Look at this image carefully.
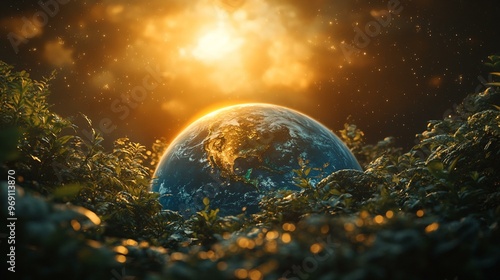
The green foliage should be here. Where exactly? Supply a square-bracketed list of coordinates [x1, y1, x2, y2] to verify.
[1, 61, 75, 191]
[0, 126, 21, 162]
[339, 123, 402, 168]
[485, 54, 500, 71]
[292, 157, 329, 189]
[0, 183, 120, 279]
[1, 60, 500, 279]
[184, 197, 245, 247]
[0, 61, 171, 242]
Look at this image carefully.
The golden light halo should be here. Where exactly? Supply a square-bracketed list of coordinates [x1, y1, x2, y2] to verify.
[191, 20, 244, 62]
[149, 0, 316, 93]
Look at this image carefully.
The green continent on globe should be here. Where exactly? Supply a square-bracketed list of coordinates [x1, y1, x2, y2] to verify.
[152, 103, 362, 216]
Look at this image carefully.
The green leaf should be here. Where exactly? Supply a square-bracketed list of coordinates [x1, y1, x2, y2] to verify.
[0, 127, 21, 162]
[201, 211, 209, 221]
[489, 55, 500, 61]
[330, 189, 342, 196]
[53, 184, 83, 200]
[57, 135, 74, 145]
[447, 156, 460, 173]
[293, 169, 302, 176]
[304, 167, 311, 176]
[427, 160, 444, 172]
[203, 197, 210, 206]
[486, 82, 500, 87]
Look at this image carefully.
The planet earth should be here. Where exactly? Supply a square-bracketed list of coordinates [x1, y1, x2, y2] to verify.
[151, 103, 362, 216]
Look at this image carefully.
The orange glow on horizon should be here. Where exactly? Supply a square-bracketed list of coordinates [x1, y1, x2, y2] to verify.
[182, 100, 254, 128]
[161, 101, 329, 152]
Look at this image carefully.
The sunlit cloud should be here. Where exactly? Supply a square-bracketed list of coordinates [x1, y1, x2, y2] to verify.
[2, 16, 44, 39]
[262, 38, 312, 89]
[370, 9, 390, 18]
[216, 0, 246, 12]
[106, 4, 125, 21]
[91, 71, 115, 90]
[43, 39, 74, 67]
[161, 99, 188, 116]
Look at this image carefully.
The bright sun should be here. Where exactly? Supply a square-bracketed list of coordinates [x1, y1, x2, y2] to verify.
[191, 22, 244, 62]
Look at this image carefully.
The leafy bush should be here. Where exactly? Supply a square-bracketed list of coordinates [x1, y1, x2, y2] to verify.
[1, 59, 500, 279]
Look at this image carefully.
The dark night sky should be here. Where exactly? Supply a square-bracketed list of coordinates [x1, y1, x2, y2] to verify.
[1, 0, 499, 149]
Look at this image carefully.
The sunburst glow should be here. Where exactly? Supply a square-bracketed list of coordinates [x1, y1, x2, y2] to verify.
[136, 0, 323, 95]
[191, 21, 243, 62]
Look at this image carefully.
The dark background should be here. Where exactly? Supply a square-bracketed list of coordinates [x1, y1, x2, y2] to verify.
[1, 0, 499, 149]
